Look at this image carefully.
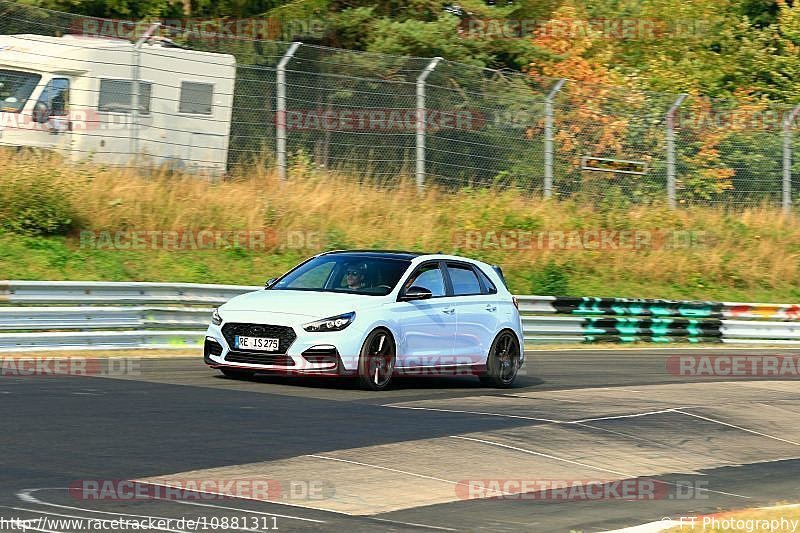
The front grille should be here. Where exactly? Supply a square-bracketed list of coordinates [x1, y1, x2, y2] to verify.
[221, 323, 297, 354]
[225, 352, 296, 366]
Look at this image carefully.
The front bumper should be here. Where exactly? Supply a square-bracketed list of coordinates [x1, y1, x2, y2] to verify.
[203, 322, 363, 376]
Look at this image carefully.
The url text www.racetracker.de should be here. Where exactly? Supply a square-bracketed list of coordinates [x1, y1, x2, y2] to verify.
[0, 515, 279, 531]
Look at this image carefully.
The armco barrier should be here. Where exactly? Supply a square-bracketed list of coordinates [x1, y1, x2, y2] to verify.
[519, 296, 800, 344]
[0, 281, 799, 351]
[0, 280, 260, 305]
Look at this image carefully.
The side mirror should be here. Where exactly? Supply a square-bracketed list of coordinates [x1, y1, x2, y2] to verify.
[32, 102, 51, 124]
[264, 277, 278, 289]
[400, 285, 433, 301]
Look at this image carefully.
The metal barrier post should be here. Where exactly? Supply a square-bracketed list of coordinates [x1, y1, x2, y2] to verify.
[666, 94, 688, 208]
[130, 23, 161, 166]
[544, 79, 566, 199]
[415, 57, 442, 191]
[276, 42, 302, 182]
[783, 105, 800, 214]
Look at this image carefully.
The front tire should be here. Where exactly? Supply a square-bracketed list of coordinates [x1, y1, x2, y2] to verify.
[480, 330, 521, 388]
[357, 328, 396, 391]
[220, 367, 256, 380]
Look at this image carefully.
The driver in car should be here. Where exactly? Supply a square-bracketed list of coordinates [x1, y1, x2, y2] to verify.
[344, 264, 368, 290]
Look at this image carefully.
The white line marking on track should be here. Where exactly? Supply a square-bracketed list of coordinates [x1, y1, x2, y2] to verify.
[382, 405, 562, 423]
[163, 498, 326, 523]
[9, 506, 192, 533]
[14, 488, 276, 530]
[674, 409, 800, 447]
[501, 394, 582, 403]
[0, 514, 65, 533]
[10, 524, 66, 533]
[131, 480, 338, 518]
[386, 404, 691, 426]
[451, 435, 631, 476]
[570, 408, 687, 424]
[307, 454, 515, 496]
[368, 516, 458, 531]
[450, 435, 751, 499]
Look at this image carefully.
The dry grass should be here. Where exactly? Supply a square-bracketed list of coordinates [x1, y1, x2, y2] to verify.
[2, 149, 800, 300]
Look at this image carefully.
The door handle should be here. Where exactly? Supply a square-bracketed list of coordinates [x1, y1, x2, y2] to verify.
[442, 307, 455, 314]
[485, 304, 497, 312]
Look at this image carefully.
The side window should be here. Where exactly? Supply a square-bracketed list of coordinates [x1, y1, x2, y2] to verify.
[405, 263, 445, 297]
[0, 70, 42, 113]
[179, 81, 213, 115]
[36, 78, 69, 116]
[98, 79, 152, 114]
[477, 267, 498, 294]
[447, 263, 482, 296]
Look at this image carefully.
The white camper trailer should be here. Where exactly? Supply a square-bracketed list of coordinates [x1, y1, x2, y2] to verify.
[0, 34, 236, 175]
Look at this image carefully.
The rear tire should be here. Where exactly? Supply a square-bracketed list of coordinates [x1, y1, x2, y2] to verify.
[357, 328, 396, 391]
[479, 330, 521, 388]
[220, 368, 256, 380]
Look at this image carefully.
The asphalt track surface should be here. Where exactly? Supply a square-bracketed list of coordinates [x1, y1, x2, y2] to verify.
[2, 348, 800, 532]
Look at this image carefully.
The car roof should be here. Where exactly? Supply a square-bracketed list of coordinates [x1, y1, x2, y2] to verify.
[321, 250, 489, 266]
[317, 250, 506, 286]
[321, 249, 428, 260]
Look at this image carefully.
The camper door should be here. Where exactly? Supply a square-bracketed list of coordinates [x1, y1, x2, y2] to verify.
[92, 77, 154, 166]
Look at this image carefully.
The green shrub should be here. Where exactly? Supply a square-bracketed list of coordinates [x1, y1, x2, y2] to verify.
[0, 167, 75, 236]
[530, 260, 571, 296]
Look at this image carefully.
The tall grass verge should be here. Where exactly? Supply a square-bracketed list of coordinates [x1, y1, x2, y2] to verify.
[1, 149, 799, 302]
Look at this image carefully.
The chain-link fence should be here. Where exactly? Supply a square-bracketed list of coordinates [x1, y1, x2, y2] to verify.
[1, 0, 799, 210]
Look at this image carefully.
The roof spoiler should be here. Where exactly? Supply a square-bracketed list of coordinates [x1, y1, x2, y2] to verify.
[491, 265, 509, 288]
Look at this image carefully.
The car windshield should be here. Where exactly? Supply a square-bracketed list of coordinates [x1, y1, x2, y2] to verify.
[0, 69, 41, 113]
[270, 254, 412, 296]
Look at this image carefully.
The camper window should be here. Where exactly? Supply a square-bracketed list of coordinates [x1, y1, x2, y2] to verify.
[178, 81, 213, 115]
[0, 69, 41, 113]
[36, 78, 70, 116]
[98, 79, 152, 114]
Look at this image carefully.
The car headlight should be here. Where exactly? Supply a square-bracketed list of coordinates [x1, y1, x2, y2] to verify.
[303, 312, 355, 332]
[211, 308, 222, 326]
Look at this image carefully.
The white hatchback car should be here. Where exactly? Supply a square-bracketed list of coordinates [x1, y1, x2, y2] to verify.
[204, 250, 524, 390]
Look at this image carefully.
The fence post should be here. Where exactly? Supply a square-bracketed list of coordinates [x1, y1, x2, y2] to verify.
[276, 42, 302, 182]
[416, 57, 442, 191]
[666, 94, 688, 208]
[544, 78, 566, 199]
[783, 105, 800, 214]
[130, 22, 160, 166]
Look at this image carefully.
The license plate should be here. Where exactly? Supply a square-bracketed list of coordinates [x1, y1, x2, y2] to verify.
[235, 336, 280, 351]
